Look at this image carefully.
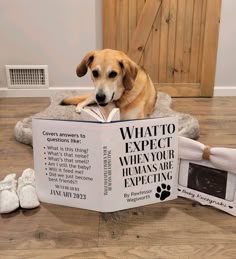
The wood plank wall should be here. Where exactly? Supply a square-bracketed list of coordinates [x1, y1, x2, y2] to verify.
[103, 0, 221, 97]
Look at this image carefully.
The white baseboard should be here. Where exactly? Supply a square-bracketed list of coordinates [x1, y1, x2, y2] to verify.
[1, 86, 236, 97]
[214, 86, 236, 96]
[0, 87, 94, 97]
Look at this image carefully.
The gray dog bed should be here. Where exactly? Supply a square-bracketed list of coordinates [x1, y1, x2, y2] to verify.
[14, 91, 200, 146]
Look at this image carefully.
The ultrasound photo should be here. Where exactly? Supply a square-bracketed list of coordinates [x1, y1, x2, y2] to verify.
[187, 163, 228, 199]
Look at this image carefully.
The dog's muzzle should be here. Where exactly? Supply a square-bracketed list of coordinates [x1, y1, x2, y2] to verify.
[96, 92, 107, 106]
[96, 91, 115, 106]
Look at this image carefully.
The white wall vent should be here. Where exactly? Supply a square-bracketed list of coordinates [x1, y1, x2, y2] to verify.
[5, 65, 49, 89]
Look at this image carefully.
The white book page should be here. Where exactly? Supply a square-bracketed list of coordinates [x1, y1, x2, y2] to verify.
[101, 117, 179, 212]
[81, 106, 120, 122]
[32, 119, 103, 211]
[80, 107, 105, 122]
[107, 108, 120, 122]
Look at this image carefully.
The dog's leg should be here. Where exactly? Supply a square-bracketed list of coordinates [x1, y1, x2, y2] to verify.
[75, 94, 96, 113]
[62, 94, 92, 105]
[62, 93, 96, 113]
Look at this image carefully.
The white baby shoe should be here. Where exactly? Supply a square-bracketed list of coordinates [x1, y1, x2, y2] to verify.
[0, 174, 19, 214]
[17, 168, 40, 209]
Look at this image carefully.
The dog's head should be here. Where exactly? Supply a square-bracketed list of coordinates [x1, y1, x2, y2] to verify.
[76, 49, 138, 106]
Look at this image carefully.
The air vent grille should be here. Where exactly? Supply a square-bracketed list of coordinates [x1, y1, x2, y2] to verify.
[5, 65, 49, 89]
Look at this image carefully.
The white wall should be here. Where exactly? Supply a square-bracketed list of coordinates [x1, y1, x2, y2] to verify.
[0, 0, 235, 96]
[0, 0, 102, 95]
[214, 0, 236, 96]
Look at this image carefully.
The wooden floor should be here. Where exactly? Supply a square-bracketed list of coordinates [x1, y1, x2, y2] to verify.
[1, 97, 236, 259]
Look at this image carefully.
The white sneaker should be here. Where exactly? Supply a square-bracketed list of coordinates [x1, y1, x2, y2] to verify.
[17, 168, 40, 209]
[0, 174, 19, 213]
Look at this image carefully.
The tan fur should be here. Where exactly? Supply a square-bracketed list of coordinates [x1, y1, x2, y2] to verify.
[62, 94, 91, 105]
[62, 49, 157, 120]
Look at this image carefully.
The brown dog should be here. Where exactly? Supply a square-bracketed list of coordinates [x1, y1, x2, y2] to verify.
[62, 49, 157, 120]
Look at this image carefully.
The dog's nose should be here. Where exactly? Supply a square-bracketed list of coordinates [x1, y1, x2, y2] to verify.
[96, 92, 106, 103]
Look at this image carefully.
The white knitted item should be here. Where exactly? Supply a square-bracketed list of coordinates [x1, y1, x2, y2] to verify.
[17, 168, 40, 209]
[0, 174, 19, 214]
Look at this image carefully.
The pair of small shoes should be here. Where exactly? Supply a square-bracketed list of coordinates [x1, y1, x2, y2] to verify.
[0, 168, 40, 214]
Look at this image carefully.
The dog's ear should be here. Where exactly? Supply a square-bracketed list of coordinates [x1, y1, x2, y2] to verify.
[119, 59, 138, 90]
[76, 51, 95, 77]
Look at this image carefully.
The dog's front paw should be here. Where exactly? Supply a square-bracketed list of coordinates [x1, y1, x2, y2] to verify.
[75, 105, 83, 114]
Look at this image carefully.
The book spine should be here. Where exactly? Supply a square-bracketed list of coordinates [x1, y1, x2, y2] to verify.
[100, 125, 116, 212]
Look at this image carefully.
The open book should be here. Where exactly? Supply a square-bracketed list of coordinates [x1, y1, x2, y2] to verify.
[32, 116, 179, 212]
[80, 106, 120, 122]
[32, 120, 236, 215]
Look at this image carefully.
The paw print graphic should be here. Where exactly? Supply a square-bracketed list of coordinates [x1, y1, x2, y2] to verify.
[155, 183, 171, 201]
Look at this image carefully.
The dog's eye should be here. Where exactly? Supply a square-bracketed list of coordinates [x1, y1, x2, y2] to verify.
[92, 70, 99, 78]
[108, 71, 117, 78]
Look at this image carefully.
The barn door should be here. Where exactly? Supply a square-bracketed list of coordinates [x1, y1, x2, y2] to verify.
[103, 0, 221, 97]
